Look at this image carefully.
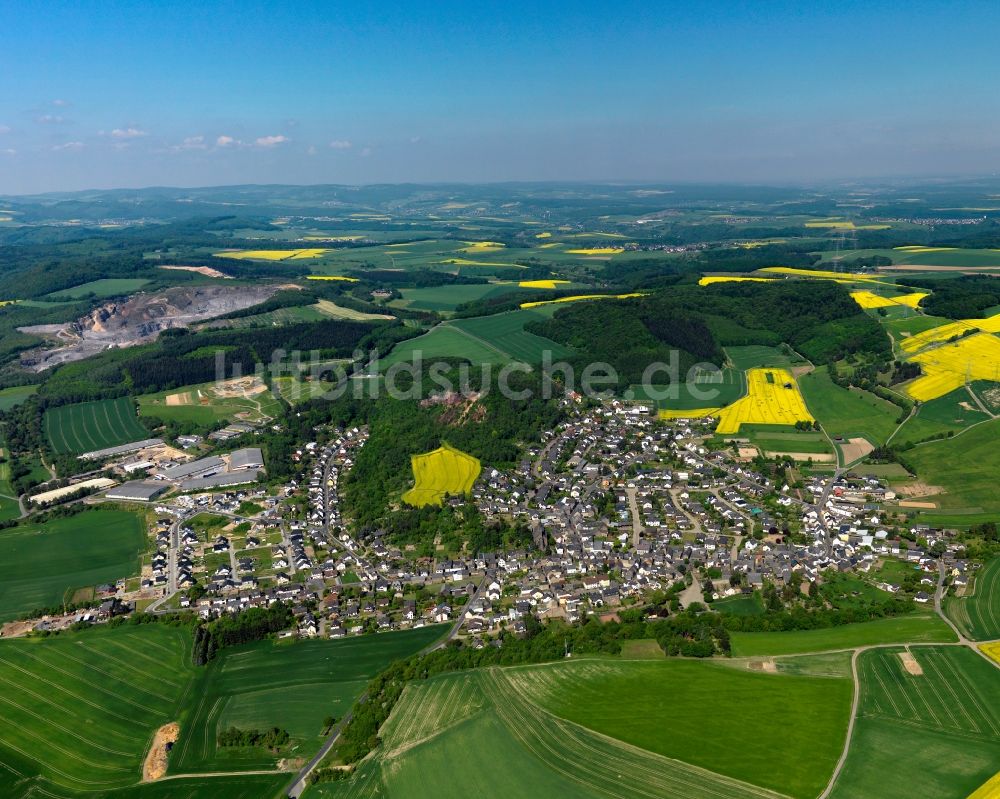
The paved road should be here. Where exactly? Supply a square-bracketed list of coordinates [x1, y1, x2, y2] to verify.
[624, 486, 643, 547]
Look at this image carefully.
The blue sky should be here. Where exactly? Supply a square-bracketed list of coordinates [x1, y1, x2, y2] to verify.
[2, 0, 1000, 193]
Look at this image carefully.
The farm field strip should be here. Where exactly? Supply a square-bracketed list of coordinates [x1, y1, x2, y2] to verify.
[44, 397, 149, 455]
[859, 648, 1000, 739]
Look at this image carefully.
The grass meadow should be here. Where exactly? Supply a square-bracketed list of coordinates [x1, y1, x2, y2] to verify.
[44, 396, 150, 455]
[0, 509, 146, 621]
[730, 614, 957, 656]
[46, 278, 150, 300]
[799, 366, 901, 446]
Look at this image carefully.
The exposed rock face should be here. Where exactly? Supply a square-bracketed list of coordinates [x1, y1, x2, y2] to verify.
[18, 285, 281, 371]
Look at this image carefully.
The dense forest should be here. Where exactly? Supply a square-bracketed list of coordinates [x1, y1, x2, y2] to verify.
[526, 280, 889, 389]
[907, 275, 1000, 319]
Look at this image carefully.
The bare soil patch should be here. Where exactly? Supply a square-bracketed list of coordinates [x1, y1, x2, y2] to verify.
[840, 437, 874, 464]
[748, 659, 778, 673]
[143, 722, 179, 781]
[899, 500, 938, 509]
[898, 651, 923, 676]
[895, 480, 944, 498]
[212, 376, 267, 398]
[160, 265, 231, 279]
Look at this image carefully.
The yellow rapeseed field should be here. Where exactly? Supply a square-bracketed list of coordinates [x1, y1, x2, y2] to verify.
[905, 333, 1000, 401]
[899, 315, 1000, 354]
[979, 642, 1000, 665]
[305, 275, 360, 282]
[461, 241, 506, 252]
[968, 771, 1000, 799]
[698, 276, 778, 286]
[715, 368, 814, 434]
[894, 245, 959, 253]
[760, 266, 882, 281]
[519, 279, 570, 289]
[402, 444, 481, 507]
[520, 292, 646, 309]
[535, 232, 552, 239]
[565, 247, 624, 255]
[214, 248, 329, 261]
[657, 368, 813, 433]
[538, 242, 560, 249]
[849, 290, 929, 309]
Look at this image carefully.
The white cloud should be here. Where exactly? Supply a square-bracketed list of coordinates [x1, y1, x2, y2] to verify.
[175, 135, 207, 151]
[360, 147, 372, 157]
[1, 148, 15, 155]
[307, 145, 317, 156]
[216, 135, 238, 147]
[36, 114, 66, 124]
[111, 127, 147, 139]
[51, 99, 70, 107]
[52, 141, 84, 151]
[255, 135, 288, 148]
[0, 125, 10, 134]
[329, 139, 352, 150]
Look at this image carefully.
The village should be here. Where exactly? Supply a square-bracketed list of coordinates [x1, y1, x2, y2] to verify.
[15, 393, 975, 644]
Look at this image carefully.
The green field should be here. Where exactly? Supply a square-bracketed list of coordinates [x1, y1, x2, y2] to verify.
[904, 418, 1000, 516]
[945, 557, 1000, 640]
[829, 646, 1000, 799]
[730, 614, 957, 656]
[392, 282, 522, 312]
[381, 308, 570, 369]
[447, 308, 573, 363]
[138, 381, 284, 426]
[0, 509, 145, 621]
[44, 396, 150, 455]
[318, 657, 849, 799]
[379, 325, 509, 368]
[210, 300, 392, 329]
[0, 625, 196, 796]
[0, 385, 37, 412]
[725, 345, 803, 372]
[894, 387, 988, 448]
[172, 626, 444, 774]
[47, 278, 150, 299]
[713, 594, 765, 615]
[799, 366, 901, 447]
[629, 366, 745, 410]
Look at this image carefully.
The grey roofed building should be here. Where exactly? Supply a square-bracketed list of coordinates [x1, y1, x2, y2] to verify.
[180, 470, 260, 492]
[157, 456, 225, 481]
[78, 438, 163, 460]
[105, 481, 168, 502]
[230, 447, 264, 471]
